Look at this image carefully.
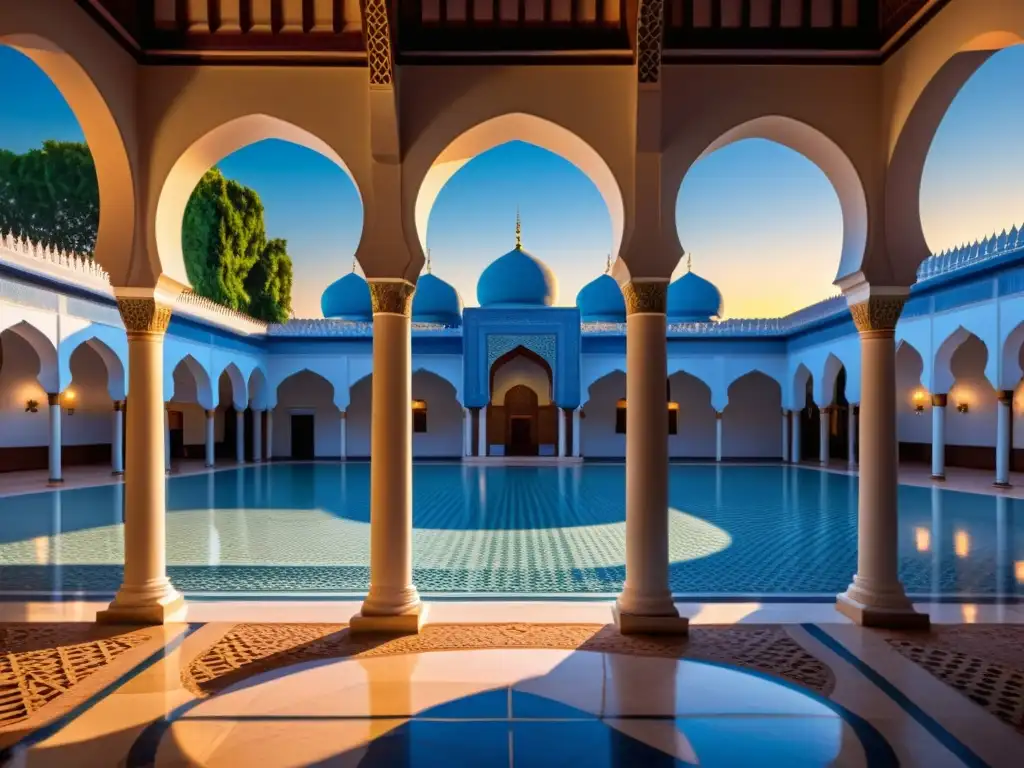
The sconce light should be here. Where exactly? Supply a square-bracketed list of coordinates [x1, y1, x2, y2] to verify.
[24, 399, 39, 413]
[62, 389, 76, 416]
[954, 530, 970, 558]
[914, 527, 930, 553]
[912, 389, 926, 414]
[1015, 560, 1024, 585]
[957, 401, 969, 414]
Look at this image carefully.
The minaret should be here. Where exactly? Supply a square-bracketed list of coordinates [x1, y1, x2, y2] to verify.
[352, 257, 357, 274]
[687, 253, 692, 273]
[605, 254, 612, 274]
[426, 248, 432, 274]
[515, 208, 522, 251]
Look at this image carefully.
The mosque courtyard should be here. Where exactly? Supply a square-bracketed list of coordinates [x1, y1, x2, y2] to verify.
[3, 0, 1024, 765]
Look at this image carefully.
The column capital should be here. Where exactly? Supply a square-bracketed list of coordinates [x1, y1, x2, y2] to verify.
[849, 296, 906, 336]
[113, 400, 126, 412]
[368, 279, 415, 316]
[931, 393, 947, 407]
[819, 406, 832, 415]
[47, 392, 60, 406]
[116, 297, 173, 336]
[852, 405, 860, 416]
[998, 390, 1014, 404]
[623, 280, 668, 315]
[205, 409, 216, 418]
[715, 411, 723, 420]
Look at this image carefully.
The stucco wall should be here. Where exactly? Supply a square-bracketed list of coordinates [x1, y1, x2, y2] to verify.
[273, 370, 343, 458]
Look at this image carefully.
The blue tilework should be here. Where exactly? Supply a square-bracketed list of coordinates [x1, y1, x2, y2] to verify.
[0, 463, 1020, 597]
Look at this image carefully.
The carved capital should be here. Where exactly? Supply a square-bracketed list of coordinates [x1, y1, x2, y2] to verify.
[849, 296, 905, 336]
[205, 409, 216, 418]
[368, 280, 415, 316]
[117, 298, 172, 336]
[931, 394, 947, 408]
[998, 390, 1014, 405]
[623, 281, 667, 315]
[47, 393, 60, 407]
[113, 400, 126, 412]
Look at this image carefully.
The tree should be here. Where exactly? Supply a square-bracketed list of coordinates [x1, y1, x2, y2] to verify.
[0, 140, 98, 254]
[246, 238, 294, 323]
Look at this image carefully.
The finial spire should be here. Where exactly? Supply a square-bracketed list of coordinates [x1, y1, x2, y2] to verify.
[352, 257, 357, 274]
[426, 248, 432, 274]
[515, 207, 522, 250]
[605, 254, 612, 273]
[687, 253, 692, 273]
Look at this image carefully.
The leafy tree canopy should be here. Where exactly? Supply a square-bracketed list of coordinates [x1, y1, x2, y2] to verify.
[0, 143, 293, 321]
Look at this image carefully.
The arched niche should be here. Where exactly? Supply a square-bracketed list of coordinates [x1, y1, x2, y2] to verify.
[489, 346, 553, 406]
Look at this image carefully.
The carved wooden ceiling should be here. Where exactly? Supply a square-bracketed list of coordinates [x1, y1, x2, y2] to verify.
[78, 0, 944, 65]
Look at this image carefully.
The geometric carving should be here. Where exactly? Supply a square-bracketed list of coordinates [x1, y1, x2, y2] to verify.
[623, 280, 668, 315]
[116, 298, 173, 336]
[368, 280, 415, 316]
[487, 334, 557, 371]
[363, 0, 394, 88]
[637, 1, 665, 85]
[848, 296, 905, 335]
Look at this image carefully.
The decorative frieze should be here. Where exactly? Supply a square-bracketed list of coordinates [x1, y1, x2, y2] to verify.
[368, 281, 415, 316]
[623, 281, 668, 315]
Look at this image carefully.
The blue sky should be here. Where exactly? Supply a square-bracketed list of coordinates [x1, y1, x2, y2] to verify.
[2, 44, 1023, 319]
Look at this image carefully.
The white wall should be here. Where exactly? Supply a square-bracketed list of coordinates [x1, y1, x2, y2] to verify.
[946, 336, 998, 447]
[347, 375, 372, 457]
[668, 373, 716, 458]
[580, 371, 626, 458]
[412, 371, 463, 457]
[722, 372, 782, 458]
[274, 371, 342, 458]
[896, 341, 930, 444]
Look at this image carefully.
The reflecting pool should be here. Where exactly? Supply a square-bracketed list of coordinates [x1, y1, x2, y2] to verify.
[0, 463, 1020, 598]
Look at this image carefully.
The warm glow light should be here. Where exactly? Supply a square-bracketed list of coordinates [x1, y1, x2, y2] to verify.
[411, 399, 427, 411]
[914, 527, 930, 553]
[912, 389, 926, 404]
[668, 402, 680, 411]
[954, 530, 970, 558]
[962, 604, 978, 624]
[1015, 561, 1024, 584]
[616, 399, 627, 408]
[63, 389, 76, 402]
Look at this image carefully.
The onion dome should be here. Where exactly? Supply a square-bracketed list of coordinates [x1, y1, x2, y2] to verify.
[476, 212, 558, 307]
[321, 262, 372, 321]
[576, 256, 625, 322]
[667, 255, 724, 322]
[412, 252, 463, 326]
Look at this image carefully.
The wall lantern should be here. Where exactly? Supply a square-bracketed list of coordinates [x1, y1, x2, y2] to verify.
[25, 399, 39, 413]
[914, 527, 930, 553]
[912, 389, 927, 414]
[956, 401, 969, 414]
[62, 389, 76, 416]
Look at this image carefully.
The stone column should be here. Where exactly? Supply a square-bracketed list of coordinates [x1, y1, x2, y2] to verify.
[339, 411, 347, 460]
[111, 400, 125, 476]
[252, 409, 263, 463]
[572, 407, 582, 457]
[478, 405, 488, 457]
[164, 405, 172, 474]
[715, 411, 723, 462]
[235, 410, 245, 464]
[781, 410, 791, 463]
[204, 410, 216, 468]
[352, 280, 424, 633]
[47, 393, 62, 485]
[848, 405, 859, 469]
[558, 407, 567, 457]
[837, 294, 928, 628]
[265, 409, 274, 461]
[995, 390, 1013, 487]
[462, 408, 472, 457]
[614, 280, 687, 634]
[819, 407, 831, 467]
[98, 291, 185, 624]
[931, 394, 946, 480]
[792, 410, 802, 464]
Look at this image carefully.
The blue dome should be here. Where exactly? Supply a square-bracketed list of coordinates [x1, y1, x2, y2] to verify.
[477, 247, 557, 307]
[576, 273, 625, 322]
[667, 271, 724, 322]
[413, 273, 463, 326]
[321, 272, 371, 321]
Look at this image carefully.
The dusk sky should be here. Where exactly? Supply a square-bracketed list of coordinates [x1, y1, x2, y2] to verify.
[2, 45, 1023, 319]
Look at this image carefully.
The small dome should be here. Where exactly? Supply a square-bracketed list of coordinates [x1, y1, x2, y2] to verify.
[477, 213, 558, 307]
[413, 272, 463, 326]
[576, 273, 625, 322]
[667, 270, 724, 322]
[321, 271, 371, 321]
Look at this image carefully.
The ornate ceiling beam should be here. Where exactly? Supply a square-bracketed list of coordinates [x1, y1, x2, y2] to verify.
[635, 0, 665, 86]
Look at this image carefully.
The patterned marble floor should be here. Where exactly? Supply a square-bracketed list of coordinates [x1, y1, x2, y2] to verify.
[1, 618, 1022, 767]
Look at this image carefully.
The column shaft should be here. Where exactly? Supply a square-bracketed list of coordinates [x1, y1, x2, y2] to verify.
[203, 410, 215, 467]
[837, 295, 927, 628]
[558, 408, 567, 457]
[848, 405, 858, 468]
[614, 281, 686, 634]
[164, 406, 172, 473]
[266, 409, 274, 461]
[98, 294, 184, 624]
[478, 405, 488, 457]
[47, 394, 62, 484]
[573, 407, 582, 457]
[353, 281, 423, 633]
[339, 412, 347, 459]
[252, 410, 263, 463]
[819, 407, 830, 466]
[995, 391, 1012, 487]
[715, 412, 723, 462]
[463, 408, 472, 457]
[111, 401, 125, 475]
[781, 410, 791, 463]
[792, 412, 802, 464]
[931, 395, 946, 480]
[235, 410, 245, 463]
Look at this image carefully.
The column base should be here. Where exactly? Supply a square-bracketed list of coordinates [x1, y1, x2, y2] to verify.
[612, 603, 689, 636]
[111, 470, 124, 477]
[47, 478, 63, 487]
[97, 591, 186, 625]
[204, 463, 215, 469]
[930, 474, 945, 481]
[836, 592, 929, 630]
[349, 604, 428, 635]
[994, 482, 1012, 489]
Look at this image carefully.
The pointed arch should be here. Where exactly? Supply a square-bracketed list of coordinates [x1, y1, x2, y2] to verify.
[818, 353, 846, 408]
[59, 325, 128, 400]
[1001, 319, 1024, 390]
[1, 320, 58, 392]
[217, 362, 248, 410]
[248, 367, 269, 410]
[791, 363, 813, 412]
[170, 354, 215, 410]
[934, 326, 987, 394]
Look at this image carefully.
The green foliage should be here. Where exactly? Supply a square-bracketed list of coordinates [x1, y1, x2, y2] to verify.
[246, 238, 294, 323]
[0, 140, 98, 254]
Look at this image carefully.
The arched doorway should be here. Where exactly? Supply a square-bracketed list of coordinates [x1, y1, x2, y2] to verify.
[488, 345, 555, 457]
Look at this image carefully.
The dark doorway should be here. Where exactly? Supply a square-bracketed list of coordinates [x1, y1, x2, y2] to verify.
[168, 410, 185, 459]
[504, 385, 540, 456]
[800, 376, 819, 461]
[291, 414, 315, 459]
[509, 417, 533, 456]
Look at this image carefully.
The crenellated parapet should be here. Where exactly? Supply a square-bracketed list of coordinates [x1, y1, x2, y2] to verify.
[917, 224, 1024, 282]
[0, 232, 110, 292]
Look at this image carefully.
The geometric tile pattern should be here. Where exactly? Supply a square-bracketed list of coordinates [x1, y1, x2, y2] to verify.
[0, 624, 151, 727]
[884, 626, 1024, 734]
[182, 623, 834, 699]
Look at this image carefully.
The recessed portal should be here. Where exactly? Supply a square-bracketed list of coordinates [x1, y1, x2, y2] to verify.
[487, 345, 556, 457]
